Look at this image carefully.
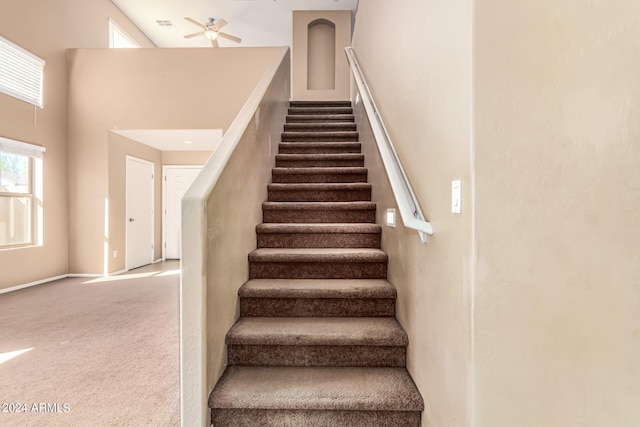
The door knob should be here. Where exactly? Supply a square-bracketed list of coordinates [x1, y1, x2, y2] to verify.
[129, 218, 135, 222]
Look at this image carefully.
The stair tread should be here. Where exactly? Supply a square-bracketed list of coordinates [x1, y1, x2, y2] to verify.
[268, 182, 371, 190]
[272, 167, 366, 175]
[278, 142, 361, 148]
[288, 107, 353, 112]
[257, 223, 381, 234]
[282, 131, 358, 136]
[285, 123, 356, 129]
[275, 153, 364, 159]
[263, 201, 375, 210]
[227, 317, 407, 346]
[249, 248, 387, 262]
[285, 114, 355, 119]
[290, 100, 352, 107]
[239, 279, 396, 299]
[286, 114, 355, 122]
[209, 366, 424, 411]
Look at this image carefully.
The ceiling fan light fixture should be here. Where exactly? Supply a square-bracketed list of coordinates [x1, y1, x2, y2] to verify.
[204, 30, 219, 40]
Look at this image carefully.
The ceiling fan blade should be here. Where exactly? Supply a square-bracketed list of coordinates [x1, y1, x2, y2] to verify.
[212, 19, 228, 31]
[184, 31, 205, 39]
[219, 32, 241, 43]
[185, 17, 206, 29]
[211, 38, 219, 48]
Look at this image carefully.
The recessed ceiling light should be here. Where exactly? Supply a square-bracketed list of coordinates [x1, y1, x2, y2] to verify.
[184, 140, 193, 144]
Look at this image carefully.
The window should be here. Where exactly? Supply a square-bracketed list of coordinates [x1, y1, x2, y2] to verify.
[0, 137, 45, 249]
[0, 36, 45, 107]
[109, 19, 141, 48]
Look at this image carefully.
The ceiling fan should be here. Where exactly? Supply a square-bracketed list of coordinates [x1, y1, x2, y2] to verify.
[183, 17, 242, 47]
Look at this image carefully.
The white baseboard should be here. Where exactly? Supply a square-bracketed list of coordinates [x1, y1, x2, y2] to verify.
[0, 274, 69, 295]
[1, 264, 169, 294]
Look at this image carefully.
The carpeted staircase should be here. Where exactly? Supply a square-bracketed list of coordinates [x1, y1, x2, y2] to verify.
[208, 100, 424, 426]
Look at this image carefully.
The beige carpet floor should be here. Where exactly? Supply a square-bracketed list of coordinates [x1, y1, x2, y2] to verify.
[0, 261, 181, 427]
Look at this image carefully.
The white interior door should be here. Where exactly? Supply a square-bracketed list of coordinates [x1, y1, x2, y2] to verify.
[126, 156, 154, 270]
[163, 167, 201, 260]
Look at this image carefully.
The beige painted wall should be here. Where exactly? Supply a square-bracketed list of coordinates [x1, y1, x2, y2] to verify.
[67, 47, 284, 275]
[356, 1, 640, 426]
[474, 1, 640, 425]
[352, 2, 473, 426]
[205, 51, 291, 392]
[162, 151, 211, 165]
[0, 0, 154, 289]
[292, 10, 351, 100]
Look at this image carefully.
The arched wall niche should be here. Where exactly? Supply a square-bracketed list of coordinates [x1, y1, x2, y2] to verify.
[307, 19, 336, 90]
[292, 10, 352, 101]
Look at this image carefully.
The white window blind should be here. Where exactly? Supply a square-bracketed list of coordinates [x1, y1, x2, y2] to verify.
[0, 36, 45, 108]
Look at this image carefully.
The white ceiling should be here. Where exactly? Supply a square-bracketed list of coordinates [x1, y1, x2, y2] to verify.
[110, 0, 358, 152]
[112, 129, 223, 152]
[112, 0, 359, 48]
[109, 1, 358, 152]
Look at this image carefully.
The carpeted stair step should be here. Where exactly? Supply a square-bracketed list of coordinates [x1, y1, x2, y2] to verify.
[248, 248, 387, 279]
[226, 317, 407, 367]
[208, 99, 425, 425]
[288, 106, 354, 116]
[281, 131, 359, 142]
[239, 279, 396, 317]
[262, 201, 377, 224]
[256, 223, 381, 248]
[209, 366, 424, 426]
[272, 167, 368, 183]
[284, 123, 357, 132]
[278, 142, 362, 155]
[286, 114, 355, 123]
[290, 100, 352, 108]
[275, 153, 364, 168]
[267, 183, 372, 202]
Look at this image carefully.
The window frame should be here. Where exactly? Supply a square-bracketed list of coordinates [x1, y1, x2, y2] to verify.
[108, 18, 141, 49]
[0, 137, 45, 250]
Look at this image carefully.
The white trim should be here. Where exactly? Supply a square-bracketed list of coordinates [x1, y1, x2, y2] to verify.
[153, 258, 163, 264]
[0, 265, 165, 294]
[125, 155, 155, 271]
[0, 137, 46, 159]
[0, 137, 45, 249]
[162, 166, 203, 261]
[108, 18, 141, 48]
[0, 274, 67, 295]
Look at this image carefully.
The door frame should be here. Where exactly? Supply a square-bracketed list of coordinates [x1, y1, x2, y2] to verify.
[162, 165, 202, 260]
[125, 155, 155, 271]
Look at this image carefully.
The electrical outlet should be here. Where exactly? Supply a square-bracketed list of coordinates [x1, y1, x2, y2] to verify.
[113, 250, 118, 258]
